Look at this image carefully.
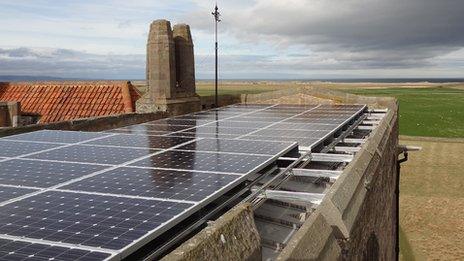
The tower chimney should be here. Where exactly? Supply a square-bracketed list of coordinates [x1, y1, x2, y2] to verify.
[146, 19, 176, 99]
[173, 24, 196, 98]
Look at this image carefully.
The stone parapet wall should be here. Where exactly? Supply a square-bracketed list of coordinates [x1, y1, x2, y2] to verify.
[162, 204, 261, 261]
[0, 111, 167, 137]
[200, 95, 241, 110]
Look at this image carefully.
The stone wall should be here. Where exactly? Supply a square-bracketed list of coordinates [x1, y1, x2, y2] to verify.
[0, 101, 20, 127]
[0, 112, 167, 137]
[162, 204, 261, 261]
[200, 94, 241, 109]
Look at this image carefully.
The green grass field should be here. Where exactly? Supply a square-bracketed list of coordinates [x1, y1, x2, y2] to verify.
[347, 87, 464, 138]
[197, 84, 464, 138]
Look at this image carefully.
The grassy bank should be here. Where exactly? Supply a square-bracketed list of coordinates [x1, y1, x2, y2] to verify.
[347, 87, 464, 138]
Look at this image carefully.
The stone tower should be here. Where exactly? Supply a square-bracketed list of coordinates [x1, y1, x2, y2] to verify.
[146, 20, 177, 99]
[173, 24, 196, 98]
[137, 19, 201, 114]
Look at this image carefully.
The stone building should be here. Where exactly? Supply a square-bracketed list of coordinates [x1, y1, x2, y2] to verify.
[0, 19, 399, 261]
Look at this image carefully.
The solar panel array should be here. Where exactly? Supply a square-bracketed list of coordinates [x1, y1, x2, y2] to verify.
[0, 103, 365, 260]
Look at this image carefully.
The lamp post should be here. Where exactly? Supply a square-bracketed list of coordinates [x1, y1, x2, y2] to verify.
[212, 2, 221, 108]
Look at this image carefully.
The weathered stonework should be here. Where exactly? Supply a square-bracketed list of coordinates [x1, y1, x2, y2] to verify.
[146, 19, 177, 99]
[0, 111, 167, 138]
[162, 204, 261, 261]
[173, 24, 196, 98]
[0, 101, 20, 127]
[138, 20, 201, 114]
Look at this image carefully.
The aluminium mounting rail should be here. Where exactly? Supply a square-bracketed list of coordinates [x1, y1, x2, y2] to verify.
[243, 110, 370, 209]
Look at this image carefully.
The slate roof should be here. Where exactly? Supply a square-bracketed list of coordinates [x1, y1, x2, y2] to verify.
[0, 81, 140, 123]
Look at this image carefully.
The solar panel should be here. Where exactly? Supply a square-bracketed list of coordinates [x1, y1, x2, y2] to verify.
[177, 126, 259, 136]
[202, 120, 272, 129]
[271, 122, 339, 131]
[0, 103, 367, 260]
[119, 124, 193, 132]
[247, 129, 328, 139]
[83, 135, 194, 149]
[27, 145, 159, 165]
[0, 140, 62, 157]
[61, 167, 241, 202]
[0, 238, 111, 261]
[104, 129, 171, 136]
[176, 138, 296, 156]
[144, 118, 211, 126]
[166, 133, 240, 139]
[241, 135, 321, 148]
[129, 150, 274, 174]
[0, 185, 37, 203]
[0, 191, 193, 250]
[0, 159, 107, 188]
[4, 130, 110, 144]
[231, 116, 286, 122]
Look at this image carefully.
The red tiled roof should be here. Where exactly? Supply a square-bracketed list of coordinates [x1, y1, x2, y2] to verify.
[0, 81, 140, 123]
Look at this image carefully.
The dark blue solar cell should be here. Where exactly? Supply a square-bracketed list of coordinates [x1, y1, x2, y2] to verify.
[84, 134, 194, 149]
[0, 191, 193, 250]
[129, 150, 272, 174]
[247, 129, 328, 139]
[202, 120, 272, 129]
[166, 133, 240, 139]
[104, 128, 171, 135]
[0, 159, 107, 188]
[0, 140, 62, 157]
[271, 122, 338, 131]
[0, 238, 111, 261]
[4, 130, 111, 144]
[231, 116, 285, 122]
[26, 145, 159, 165]
[239, 136, 321, 148]
[145, 118, 211, 126]
[62, 167, 241, 202]
[176, 138, 295, 155]
[119, 124, 193, 132]
[177, 126, 258, 135]
[0, 185, 37, 203]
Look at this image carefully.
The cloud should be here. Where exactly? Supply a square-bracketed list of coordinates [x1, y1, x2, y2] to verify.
[184, 0, 464, 70]
[0, 1, 463, 78]
[0, 47, 145, 79]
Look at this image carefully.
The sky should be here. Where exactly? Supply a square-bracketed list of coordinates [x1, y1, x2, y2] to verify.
[0, 0, 463, 79]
